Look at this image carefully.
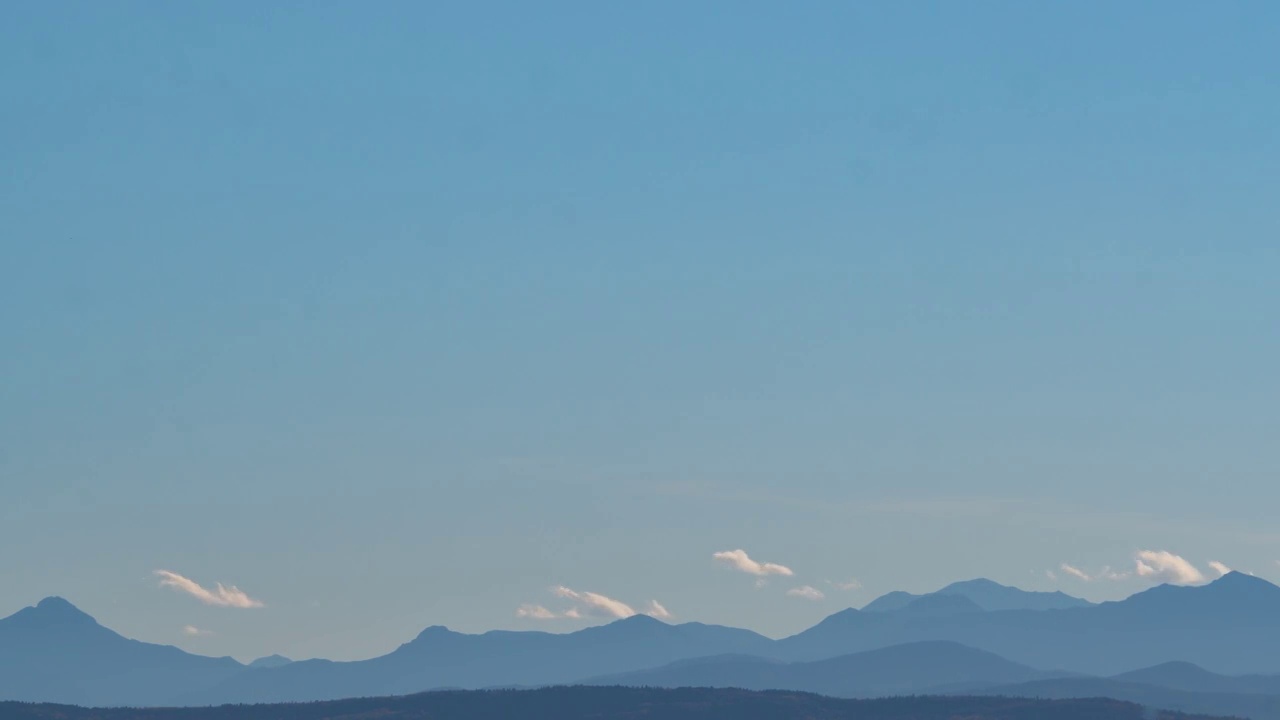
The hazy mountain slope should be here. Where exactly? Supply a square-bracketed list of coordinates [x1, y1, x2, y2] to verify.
[861, 579, 1091, 613]
[0, 598, 245, 706]
[585, 640, 1057, 697]
[1113, 662, 1280, 695]
[935, 579, 1093, 611]
[246, 655, 293, 669]
[973, 677, 1280, 720]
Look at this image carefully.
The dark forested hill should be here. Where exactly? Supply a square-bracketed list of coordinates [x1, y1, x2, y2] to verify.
[0, 686, 1232, 720]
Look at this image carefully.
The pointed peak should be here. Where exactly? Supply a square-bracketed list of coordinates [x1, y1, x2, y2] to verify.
[248, 654, 294, 669]
[1211, 570, 1276, 588]
[4, 597, 99, 629]
[34, 596, 93, 619]
[941, 578, 1007, 590]
[616, 613, 664, 625]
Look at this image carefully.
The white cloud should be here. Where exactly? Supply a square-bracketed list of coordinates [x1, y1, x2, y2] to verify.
[552, 586, 636, 618]
[827, 578, 861, 591]
[1058, 563, 1130, 582]
[155, 570, 264, 608]
[516, 604, 557, 620]
[1208, 561, 1232, 578]
[182, 625, 212, 637]
[645, 600, 672, 619]
[712, 549, 793, 577]
[1060, 563, 1092, 581]
[786, 585, 825, 601]
[1100, 565, 1131, 581]
[1045, 570, 1058, 581]
[563, 607, 582, 619]
[1134, 550, 1206, 586]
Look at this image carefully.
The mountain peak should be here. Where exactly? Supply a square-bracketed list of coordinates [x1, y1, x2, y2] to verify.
[617, 613, 665, 626]
[248, 654, 294, 669]
[8, 596, 98, 627]
[1211, 570, 1276, 589]
[37, 596, 83, 612]
[940, 578, 1006, 591]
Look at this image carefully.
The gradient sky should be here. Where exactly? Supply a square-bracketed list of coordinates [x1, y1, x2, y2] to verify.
[3, 1, 1279, 663]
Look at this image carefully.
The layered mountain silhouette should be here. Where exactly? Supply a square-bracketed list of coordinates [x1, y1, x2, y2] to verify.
[1113, 661, 1280, 695]
[182, 614, 774, 704]
[0, 597, 243, 706]
[777, 572, 1280, 675]
[584, 640, 1065, 697]
[7, 573, 1280, 710]
[973, 677, 1280, 720]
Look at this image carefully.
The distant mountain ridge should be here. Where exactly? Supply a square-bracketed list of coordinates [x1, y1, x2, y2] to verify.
[777, 573, 1280, 675]
[7, 573, 1280, 708]
[584, 640, 1064, 697]
[0, 597, 243, 706]
[862, 578, 1093, 613]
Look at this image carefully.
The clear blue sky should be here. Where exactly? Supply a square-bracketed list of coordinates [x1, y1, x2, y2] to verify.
[3, 1, 1278, 662]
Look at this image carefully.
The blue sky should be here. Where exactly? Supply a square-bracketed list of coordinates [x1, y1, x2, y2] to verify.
[3, 1, 1279, 662]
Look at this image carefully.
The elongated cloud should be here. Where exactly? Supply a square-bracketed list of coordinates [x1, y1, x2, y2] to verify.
[1208, 561, 1232, 578]
[553, 586, 637, 618]
[1060, 563, 1092, 581]
[155, 570, 264, 608]
[712, 549, 793, 577]
[787, 585, 825, 601]
[183, 625, 213, 636]
[645, 600, 672, 619]
[1134, 550, 1206, 585]
[516, 604, 557, 620]
[827, 578, 861, 591]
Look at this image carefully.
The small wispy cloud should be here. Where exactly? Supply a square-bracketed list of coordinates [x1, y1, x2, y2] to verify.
[712, 549, 793, 577]
[520, 588, 671, 621]
[553, 586, 637, 618]
[1045, 569, 1058, 581]
[786, 585, 825, 601]
[1208, 561, 1232, 578]
[1134, 550, 1206, 586]
[155, 570, 264, 608]
[182, 625, 213, 637]
[1100, 565, 1131, 581]
[1060, 563, 1092, 581]
[826, 578, 861, 591]
[645, 600, 672, 619]
[516, 604, 557, 620]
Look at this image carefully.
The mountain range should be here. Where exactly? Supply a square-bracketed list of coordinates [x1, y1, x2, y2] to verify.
[5, 572, 1280, 713]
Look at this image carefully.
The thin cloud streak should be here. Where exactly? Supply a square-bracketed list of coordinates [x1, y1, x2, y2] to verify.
[553, 586, 637, 618]
[155, 570, 264, 608]
[645, 600, 672, 619]
[516, 604, 557, 620]
[1060, 563, 1092, 581]
[787, 585, 825, 601]
[712, 549, 793, 577]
